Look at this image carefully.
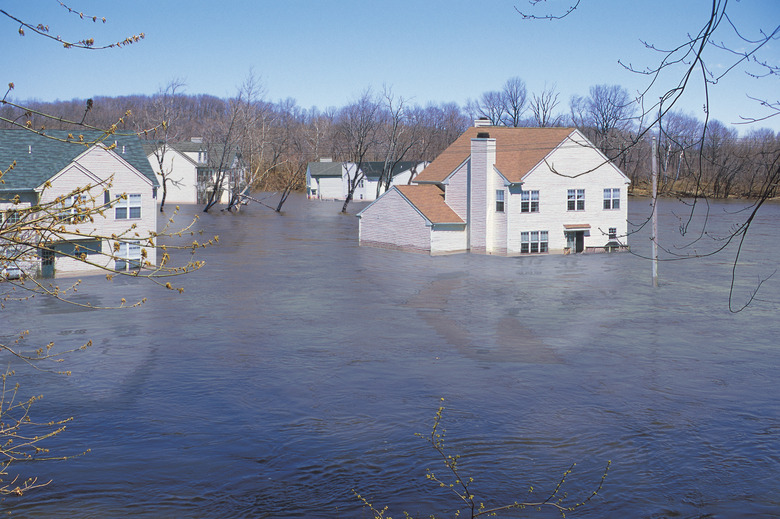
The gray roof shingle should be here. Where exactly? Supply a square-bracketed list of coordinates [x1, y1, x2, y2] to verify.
[0, 130, 158, 192]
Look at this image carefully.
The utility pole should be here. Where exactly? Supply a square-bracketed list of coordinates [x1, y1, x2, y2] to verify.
[651, 135, 659, 287]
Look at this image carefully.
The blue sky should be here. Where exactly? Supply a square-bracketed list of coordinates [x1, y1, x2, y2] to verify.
[2, 0, 778, 133]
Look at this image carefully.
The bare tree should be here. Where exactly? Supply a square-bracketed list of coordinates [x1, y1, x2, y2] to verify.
[0, 6, 209, 497]
[569, 84, 636, 157]
[202, 75, 262, 213]
[376, 87, 425, 196]
[409, 102, 470, 164]
[138, 79, 186, 212]
[334, 90, 381, 213]
[468, 77, 528, 127]
[520, 0, 780, 310]
[466, 90, 504, 125]
[529, 83, 563, 127]
[500, 76, 528, 127]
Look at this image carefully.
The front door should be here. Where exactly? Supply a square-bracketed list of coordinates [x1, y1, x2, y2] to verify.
[566, 231, 585, 253]
[40, 248, 55, 278]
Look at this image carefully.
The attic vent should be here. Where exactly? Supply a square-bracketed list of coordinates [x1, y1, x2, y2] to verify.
[476, 132, 490, 139]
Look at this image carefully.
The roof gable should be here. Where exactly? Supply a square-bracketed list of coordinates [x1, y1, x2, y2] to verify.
[520, 128, 631, 184]
[414, 126, 575, 184]
[0, 130, 157, 191]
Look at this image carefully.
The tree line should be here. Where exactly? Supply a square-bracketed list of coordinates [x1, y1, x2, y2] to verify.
[3, 75, 778, 211]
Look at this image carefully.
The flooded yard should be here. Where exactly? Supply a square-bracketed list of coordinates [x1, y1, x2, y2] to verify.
[3, 194, 779, 518]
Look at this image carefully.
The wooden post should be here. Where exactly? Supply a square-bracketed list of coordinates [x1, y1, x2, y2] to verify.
[651, 136, 659, 287]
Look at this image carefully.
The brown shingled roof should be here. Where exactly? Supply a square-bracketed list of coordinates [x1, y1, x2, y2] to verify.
[396, 184, 464, 224]
[414, 126, 575, 184]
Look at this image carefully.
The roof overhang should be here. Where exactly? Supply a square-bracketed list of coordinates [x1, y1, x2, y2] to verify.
[563, 224, 592, 231]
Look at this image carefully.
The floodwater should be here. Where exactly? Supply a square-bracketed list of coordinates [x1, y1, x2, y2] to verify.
[2, 194, 779, 518]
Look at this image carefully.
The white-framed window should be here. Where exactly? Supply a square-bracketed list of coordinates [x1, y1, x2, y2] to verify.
[4, 210, 21, 225]
[115, 193, 141, 220]
[520, 230, 549, 253]
[567, 189, 585, 211]
[495, 189, 505, 212]
[603, 188, 620, 210]
[58, 195, 82, 223]
[521, 190, 539, 213]
[115, 241, 142, 270]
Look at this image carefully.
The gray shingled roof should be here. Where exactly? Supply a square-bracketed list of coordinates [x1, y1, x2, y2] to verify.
[0, 130, 158, 191]
[307, 162, 343, 177]
[360, 161, 420, 180]
[307, 160, 421, 179]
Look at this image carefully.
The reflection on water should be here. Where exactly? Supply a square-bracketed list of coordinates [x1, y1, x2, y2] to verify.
[3, 194, 779, 518]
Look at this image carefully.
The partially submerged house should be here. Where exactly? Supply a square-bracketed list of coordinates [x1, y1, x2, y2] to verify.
[144, 138, 247, 205]
[0, 130, 158, 277]
[306, 159, 427, 201]
[357, 123, 630, 255]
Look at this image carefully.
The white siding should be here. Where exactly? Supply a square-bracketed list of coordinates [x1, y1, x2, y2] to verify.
[430, 226, 467, 253]
[309, 162, 427, 201]
[389, 161, 427, 187]
[444, 161, 469, 220]
[506, 131, 629, 254]
[359, 189, 431, 252]
[317, 176, 344, 199]
[489, 171, 508, 254]
[468, 138, 496, 253]
[147, 148, 198, 204]
[39, 146, 157, 275]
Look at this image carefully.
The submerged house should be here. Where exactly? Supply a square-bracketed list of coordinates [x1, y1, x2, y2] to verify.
[306, 159, 427, 201]
[357, 123, 630, 255]
[0, 130, 158, 277]
[144, 138, 247, 205]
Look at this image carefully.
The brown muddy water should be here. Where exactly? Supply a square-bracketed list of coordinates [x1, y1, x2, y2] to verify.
[2, 194, 779, 518]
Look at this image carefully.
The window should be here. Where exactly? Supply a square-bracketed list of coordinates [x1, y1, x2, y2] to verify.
[4, 210, 21, 225]
[115, 241, 142, 270]
[520, 230, 549, 253]
[521, 190, 539, 212]
[58, 195, 81, 223]
[609, 227, 617, 239]
[495, 189, 505, 212]
[115, 193, 141, 219]
[567, 189, 585, 211]
[603, 188, 620, 210]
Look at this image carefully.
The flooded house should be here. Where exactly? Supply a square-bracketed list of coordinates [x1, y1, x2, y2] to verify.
[144, 138, 247, 205]
[306, 159, 428, 201]
[0, 130, 158, 277]
[357, 122, 630, 255]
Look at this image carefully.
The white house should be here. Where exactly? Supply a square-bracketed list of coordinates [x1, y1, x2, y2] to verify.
[144, 138, 246, 205]
[306, 159, 427, 201]
[357, 123, 630, 255]
[0, 130, 158, 277]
